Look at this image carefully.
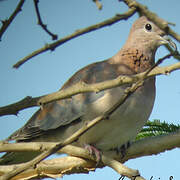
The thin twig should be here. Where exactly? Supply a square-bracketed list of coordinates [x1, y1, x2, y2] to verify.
[33, 0, 57, 40]
[144, 53, 176, 77]
[12, 1, 180, 68]
[13, 8, 136, 68]
[165, 44, 180, 61]
[0, 0, 25, 40]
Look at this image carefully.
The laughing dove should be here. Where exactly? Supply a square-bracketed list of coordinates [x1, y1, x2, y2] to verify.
[0, 16, 174, 164]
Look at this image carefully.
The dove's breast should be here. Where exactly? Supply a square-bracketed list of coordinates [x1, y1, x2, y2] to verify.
[78, 77, 155, 150]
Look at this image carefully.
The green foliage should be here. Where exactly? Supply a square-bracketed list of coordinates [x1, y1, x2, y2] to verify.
[136, 119, 180, 140]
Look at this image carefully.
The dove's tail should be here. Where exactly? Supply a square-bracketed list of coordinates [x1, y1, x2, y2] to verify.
[0, 151, 40, 165]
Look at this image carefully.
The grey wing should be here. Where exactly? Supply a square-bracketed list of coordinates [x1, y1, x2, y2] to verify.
[8, 59, 122, 141]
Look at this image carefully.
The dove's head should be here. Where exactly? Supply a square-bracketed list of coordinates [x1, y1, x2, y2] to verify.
[124, 16, 175, 57]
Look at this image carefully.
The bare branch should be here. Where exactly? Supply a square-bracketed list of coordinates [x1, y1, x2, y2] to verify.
[2, 127, 180, 161]
[0, 96, 39, 116]
[12, 0, 180, 68]
[33, 0, 58, 40]
[1, 54, 180, 117]
[12, 8, 136, 68]
[0, 156, 96, 180]
[165, 44, 180, 61]
[1, 129, 180, 179]
[123, 0, 180, 42]
[0, 0, 25, 40]
[101, 156, 142, 180]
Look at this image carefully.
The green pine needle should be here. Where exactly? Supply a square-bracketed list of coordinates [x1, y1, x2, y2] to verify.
[136, 119, 180, 140]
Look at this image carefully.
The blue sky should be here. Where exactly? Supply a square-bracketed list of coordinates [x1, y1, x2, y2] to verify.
[0, 0, 180, 179]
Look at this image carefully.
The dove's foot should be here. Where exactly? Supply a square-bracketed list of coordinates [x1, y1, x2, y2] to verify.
[114, 141, 131, 158]
[84, 144, 101, 165]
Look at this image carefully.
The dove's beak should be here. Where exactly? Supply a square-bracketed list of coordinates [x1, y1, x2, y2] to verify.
[161, 35, 177, 51]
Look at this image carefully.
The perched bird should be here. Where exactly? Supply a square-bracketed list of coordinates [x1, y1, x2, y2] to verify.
[0, 16, 174, 164]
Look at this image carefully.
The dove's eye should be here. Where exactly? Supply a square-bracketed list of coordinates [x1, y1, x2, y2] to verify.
[145, 23, 152, 31]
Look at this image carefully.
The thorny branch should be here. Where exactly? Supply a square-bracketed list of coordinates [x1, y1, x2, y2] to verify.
[33, 0, 58, 40]
[0, 0, 25, 40]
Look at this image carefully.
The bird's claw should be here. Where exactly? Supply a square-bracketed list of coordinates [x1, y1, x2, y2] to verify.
[85, 144, 102, 165]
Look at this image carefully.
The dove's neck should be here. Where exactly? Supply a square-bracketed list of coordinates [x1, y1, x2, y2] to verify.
[110, 45, 156, 73]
